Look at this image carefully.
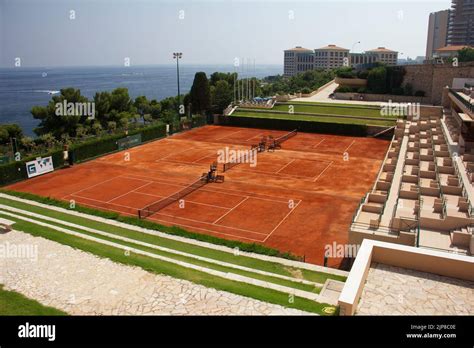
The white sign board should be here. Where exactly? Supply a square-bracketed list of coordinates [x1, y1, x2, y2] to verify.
[26, 156, 54, 178]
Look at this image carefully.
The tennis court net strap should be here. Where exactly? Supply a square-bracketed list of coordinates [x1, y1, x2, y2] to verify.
[275, 129, 298, 145]
[138, 176, 206, 218]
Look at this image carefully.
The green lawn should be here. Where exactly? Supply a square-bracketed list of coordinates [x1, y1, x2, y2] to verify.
[0, 193, 346, 315]
[232, 110, 395, 127]
[0, 196, 345, 285]
[0, 213, 333, 315]
[270, 103, 393, 118]
[284, 101, 383, 109]
[0, 285, 66, 315]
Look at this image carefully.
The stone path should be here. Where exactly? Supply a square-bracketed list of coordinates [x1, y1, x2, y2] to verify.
[356, 263, 474, 315]
[0, 231, 311, 315]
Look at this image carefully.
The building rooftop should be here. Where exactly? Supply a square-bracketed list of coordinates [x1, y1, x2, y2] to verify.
[436, 45, 473, 52]
[285, 46, 313, 52]
[315, 44, 349, 51]
[367, 47, 397, 53]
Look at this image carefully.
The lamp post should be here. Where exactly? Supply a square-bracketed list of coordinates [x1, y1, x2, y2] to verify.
[351, 41, 361, 53]
[173, 52, 183, 111]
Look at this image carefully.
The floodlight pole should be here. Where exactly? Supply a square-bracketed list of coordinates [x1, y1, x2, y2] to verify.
[173, 52, 182, 112]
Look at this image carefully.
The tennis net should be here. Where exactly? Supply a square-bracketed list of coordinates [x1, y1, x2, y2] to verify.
[275, 129, 298, 145]
[138, 176, 207, 218]
[223, 148, 257, 172]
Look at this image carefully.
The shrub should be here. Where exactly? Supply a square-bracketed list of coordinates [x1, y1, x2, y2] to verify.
[367, 66, 388, 94]
[356, 70, 369, 79]
[414, 90, 426, 97]
[0, 149, 63, 186]
[301, 87, 312, 94]
[357, 87, 367, 94]
[335, 86, 354, 93]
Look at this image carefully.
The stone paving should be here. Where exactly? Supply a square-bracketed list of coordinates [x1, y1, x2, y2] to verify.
[356, 263, 474, 315]
[0, 231, 310, 315]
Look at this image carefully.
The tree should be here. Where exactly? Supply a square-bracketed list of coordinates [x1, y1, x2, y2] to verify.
[20, 137, 35, 153]
[211, 80, 232, 114]
[458, 47, 474, 62]
[31, 88, 89, 138]
[190, 72, 211, 115]
[94, 91, 112, 123]
[110, 88, 132, 112]
[367, 66, 388, 94]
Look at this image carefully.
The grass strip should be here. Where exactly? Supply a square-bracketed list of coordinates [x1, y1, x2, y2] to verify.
[232, 111, 395, 127]
[1, 209, 323, 294]
[0, 285, 67, 316]
[0, 189, 301, 261]
[1, 215, 337, 315]
[0, 194, 346, 284]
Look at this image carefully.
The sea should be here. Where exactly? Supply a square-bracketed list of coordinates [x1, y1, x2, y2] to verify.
[0, 64, 282, 136]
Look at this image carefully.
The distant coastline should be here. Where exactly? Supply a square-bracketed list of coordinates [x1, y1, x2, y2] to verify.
[0, 64, 282, 136]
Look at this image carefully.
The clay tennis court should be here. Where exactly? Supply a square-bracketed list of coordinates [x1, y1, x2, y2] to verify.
[7, 125, 389, 266]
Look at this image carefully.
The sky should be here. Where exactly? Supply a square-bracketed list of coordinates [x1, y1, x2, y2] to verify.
[0, 0, 452, 68]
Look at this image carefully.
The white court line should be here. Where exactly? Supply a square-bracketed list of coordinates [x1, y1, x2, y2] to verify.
[121, 173, 297, 203]
[276, 159, 296, 174]
[107, 181, 153, 203]
[133, 190, 232, 210]
[215, 130, 242, 141]
[263, 200, 302, 242]
[343, 140, 356, 153]
[147, 216, 265, 243]
[212, 197, 249, 224]
[157, 147, 194, 161]
[313, 161, 334, 182]
[193, 153, 216, 163]
[71, 194, 138, 210]
[245, 133, 264, 142]
[153, 211, 269, 236]
[313, 138, 326, 149]
[67, 175, 148, 197]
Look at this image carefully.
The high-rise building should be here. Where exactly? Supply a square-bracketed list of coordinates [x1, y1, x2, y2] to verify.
[426, 9, 450, 59]
[447, 0, 474, 46]
[283, 46, 315, 77]
[314, 44, 350, 69]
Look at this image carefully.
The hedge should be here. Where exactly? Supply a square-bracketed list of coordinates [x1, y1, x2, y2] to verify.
[218, 115, 368, 137]
[69, 122, 166, 163]
[0, 122, 167, 186]
[0, 149, 64, 186]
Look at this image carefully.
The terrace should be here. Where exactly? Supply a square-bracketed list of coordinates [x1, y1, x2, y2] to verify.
[338, 239, 474, 315]
[350, 107, 474, 255]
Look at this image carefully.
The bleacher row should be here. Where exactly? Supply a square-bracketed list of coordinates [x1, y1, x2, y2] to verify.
[352, 112, 474, 255]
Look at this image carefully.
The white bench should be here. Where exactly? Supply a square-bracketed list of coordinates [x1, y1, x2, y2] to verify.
[0, 218, 15, 232]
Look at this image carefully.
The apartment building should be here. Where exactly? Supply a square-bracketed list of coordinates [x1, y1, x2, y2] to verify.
[365, 47, 398, 65]
[426, 9, 450, 59]
[283, 46, 315, 77]
[314, 44, 350, 69]
[447, 0, 474, 46]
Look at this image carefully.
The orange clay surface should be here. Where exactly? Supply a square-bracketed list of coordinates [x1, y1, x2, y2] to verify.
[7, 125, 389, 266]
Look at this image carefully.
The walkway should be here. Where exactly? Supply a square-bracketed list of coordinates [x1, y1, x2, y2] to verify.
[356, 263, 474, 315]
[292, 81, 383, 106]
[0, 231, 311, 315]
[380, 135, 409, 226]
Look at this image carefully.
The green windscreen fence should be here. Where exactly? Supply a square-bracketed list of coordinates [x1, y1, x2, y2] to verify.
[117, 134, 142, 150]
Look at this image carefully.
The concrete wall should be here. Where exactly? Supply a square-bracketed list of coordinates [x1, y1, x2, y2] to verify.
[402, 62, 474, 105]
[334, 92, 430, 104]
[338, 239, 474, 315]
[335, 77, 367, 87]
